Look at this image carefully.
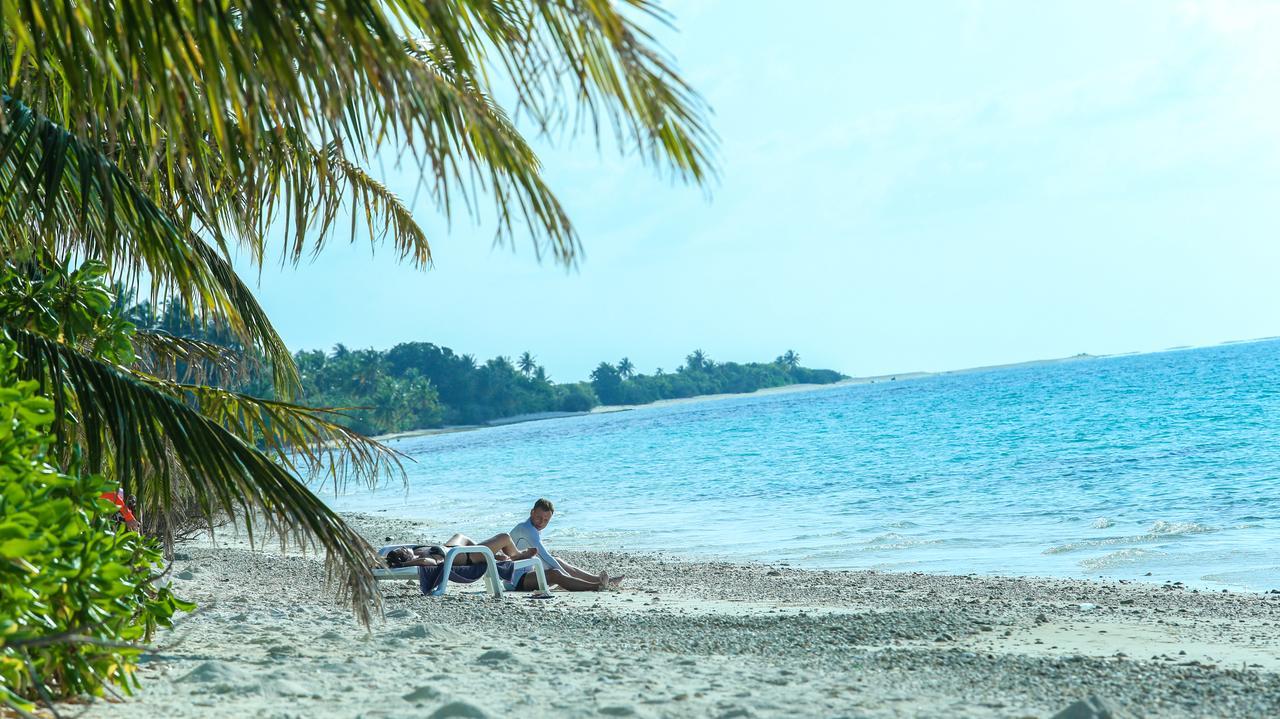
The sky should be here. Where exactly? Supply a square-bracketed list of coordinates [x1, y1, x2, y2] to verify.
[240, 0, 1280, 382]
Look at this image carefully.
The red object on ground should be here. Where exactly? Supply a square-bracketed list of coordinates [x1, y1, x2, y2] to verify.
[99, 492, 136, 523]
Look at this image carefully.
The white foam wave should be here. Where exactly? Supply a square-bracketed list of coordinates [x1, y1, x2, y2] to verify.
[1079, 548, 1165, 571]
[1044, 520, 1218, 555]
[1091, 517, 1114, 529]
[1147, 520, 1215, 536]
[861, 532, 943, 550]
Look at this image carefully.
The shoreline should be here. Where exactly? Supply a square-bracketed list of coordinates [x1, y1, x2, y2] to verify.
[371, 350, 1120, 443]
[370, 337, 1280, 443]
[371, 379, 864, 442]
[83, 513, 1280, 718]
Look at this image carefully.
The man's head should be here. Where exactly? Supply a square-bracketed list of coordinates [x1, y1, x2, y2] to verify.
[530, 498, 555, 530]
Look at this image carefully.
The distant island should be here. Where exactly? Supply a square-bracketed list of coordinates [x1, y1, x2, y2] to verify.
[124, 302, 837, 436]
[291, 344, 845, 436]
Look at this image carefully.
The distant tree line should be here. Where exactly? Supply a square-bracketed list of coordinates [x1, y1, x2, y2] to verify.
[124, 302, 843, 436]
[587, 349, 843, 406]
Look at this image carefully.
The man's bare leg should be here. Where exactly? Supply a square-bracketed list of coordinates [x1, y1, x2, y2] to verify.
[555, 557, 601, 582]
[539, 568, 603, 592]
[555, 557, 623, 586]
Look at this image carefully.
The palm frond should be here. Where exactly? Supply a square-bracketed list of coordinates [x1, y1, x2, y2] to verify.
[130, 329, 249, 388]
[2, 1, 712, 265]
[0, 96, 301, 397]
[129, 373, 406, 494]
[463, 0, 716, 182]
[8, 326, 380, 624]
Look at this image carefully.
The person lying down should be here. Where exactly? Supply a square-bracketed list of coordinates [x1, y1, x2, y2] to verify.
[384, 532, 537, 568]
[383, 530, 611, 592]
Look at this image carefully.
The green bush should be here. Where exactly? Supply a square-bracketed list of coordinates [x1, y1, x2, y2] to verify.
[556, 383, 599, 413]
[0, 340, 192, 713]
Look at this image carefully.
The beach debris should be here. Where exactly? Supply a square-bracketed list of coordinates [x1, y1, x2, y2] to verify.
[398, 622, 460, 643]
[175, 661, 256, 695]
[477, 648, 516, 665]
[404, 685, 443, 703]
[265, 677, 313, 697]
[428, 700, 490, 718]
[1050, 695, 1130, 719]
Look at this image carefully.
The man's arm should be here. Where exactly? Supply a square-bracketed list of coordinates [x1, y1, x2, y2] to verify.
[524, 530, 563, 573]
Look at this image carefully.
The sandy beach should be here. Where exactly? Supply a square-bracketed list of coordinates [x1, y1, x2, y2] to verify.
[77, 513, 1280, 718]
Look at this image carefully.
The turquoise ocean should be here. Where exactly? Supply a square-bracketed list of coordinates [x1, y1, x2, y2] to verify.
[327, 339, 1280, 591]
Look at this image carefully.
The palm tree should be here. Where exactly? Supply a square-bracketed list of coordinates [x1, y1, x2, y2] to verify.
[780, 350, 801, 370]
[518, 351, 537, 377]
[686, 349, 709, 372]
[0, 0, 714, 629]
[617, 357, 636, 380]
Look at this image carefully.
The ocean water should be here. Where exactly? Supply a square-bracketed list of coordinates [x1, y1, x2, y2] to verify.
[326, 339, 1280, 591]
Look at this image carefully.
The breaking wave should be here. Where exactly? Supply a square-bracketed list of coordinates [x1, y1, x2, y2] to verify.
[860, 532, 944, 551]
[1079, 548, 1166, 570]
[1044, 520, 1217, 555]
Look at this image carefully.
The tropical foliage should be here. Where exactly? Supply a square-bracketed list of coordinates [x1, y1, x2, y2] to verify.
[1, 0, 711, 635]
[0, 339, 193, 713]
[0, 3, 714, 710]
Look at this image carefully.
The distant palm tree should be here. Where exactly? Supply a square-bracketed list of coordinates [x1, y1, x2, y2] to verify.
[518, 351, 537, 376]
[780, 349, 800, 370]
[460, 354, 478, 371]
[617, 357, 635, 379]
[655, 367, 665, 376]
[686, 349, 709, 372]
[534, 365, 549, 383]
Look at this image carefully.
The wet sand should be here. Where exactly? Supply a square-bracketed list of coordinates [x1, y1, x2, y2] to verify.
[83, 513, 1280, 718]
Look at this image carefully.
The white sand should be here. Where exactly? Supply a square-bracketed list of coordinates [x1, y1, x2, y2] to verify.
[78, 513, 1280, 718]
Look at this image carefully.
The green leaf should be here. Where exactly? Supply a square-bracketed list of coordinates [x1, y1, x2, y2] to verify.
[0, 538, 43, 558]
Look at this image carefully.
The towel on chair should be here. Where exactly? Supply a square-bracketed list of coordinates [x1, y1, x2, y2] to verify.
[418, 560, 515, 595]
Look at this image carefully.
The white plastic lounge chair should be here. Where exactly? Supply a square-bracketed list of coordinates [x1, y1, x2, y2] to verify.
[373, 544, 549, 597]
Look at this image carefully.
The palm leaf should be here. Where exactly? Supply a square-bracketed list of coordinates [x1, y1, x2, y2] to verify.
[0, 95, 301, 397]
[8, 326, 381, 624]
[2, 1, 712, 263]
[129, 373, 406, 494]
[2, 0, 713, 173]
[130, 329, 249, 388]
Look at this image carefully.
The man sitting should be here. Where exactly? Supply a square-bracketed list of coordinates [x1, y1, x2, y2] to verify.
[509, 498, 623, 592]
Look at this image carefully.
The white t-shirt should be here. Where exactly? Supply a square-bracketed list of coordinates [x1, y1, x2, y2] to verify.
[510, 518, 563, 573]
